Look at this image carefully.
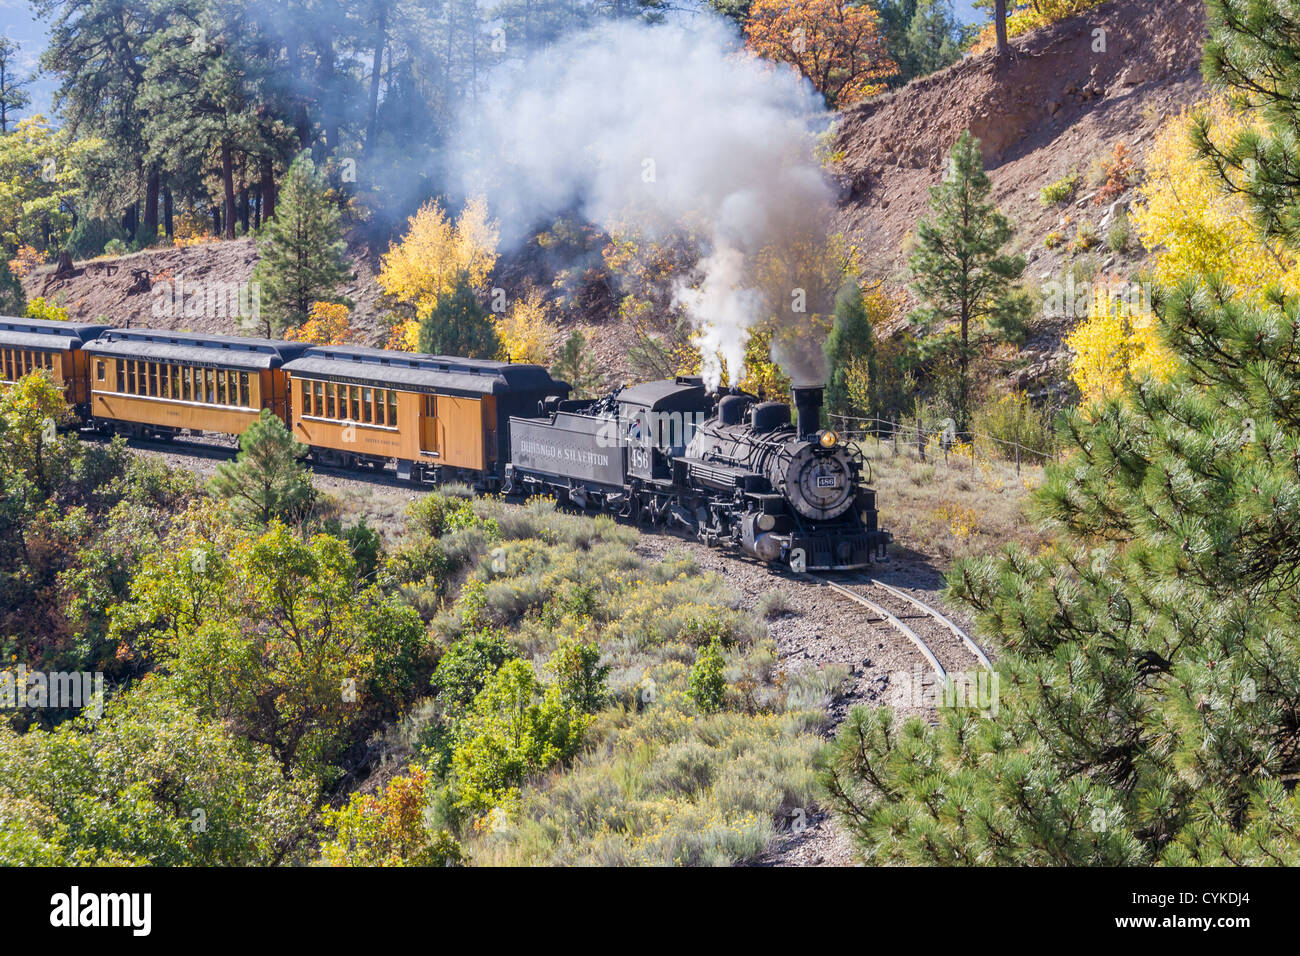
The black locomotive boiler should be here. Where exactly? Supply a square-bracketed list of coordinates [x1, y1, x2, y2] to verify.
[505, 376, 889, 571]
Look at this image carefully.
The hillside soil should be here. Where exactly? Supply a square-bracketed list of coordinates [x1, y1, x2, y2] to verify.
[833, 0, 1206, 384]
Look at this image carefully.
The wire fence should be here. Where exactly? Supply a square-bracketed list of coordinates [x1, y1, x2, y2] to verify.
[829, 413, 1062, 475]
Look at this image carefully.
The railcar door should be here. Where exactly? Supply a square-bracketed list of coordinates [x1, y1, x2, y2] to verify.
[420, 394, 439, 456]
[625, 407, 653, 481]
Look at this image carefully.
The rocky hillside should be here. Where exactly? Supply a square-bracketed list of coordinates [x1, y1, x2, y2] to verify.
[834, 0, 1206, 381]
[20, 233, 389, 343]
[22, 0, 1206, 383]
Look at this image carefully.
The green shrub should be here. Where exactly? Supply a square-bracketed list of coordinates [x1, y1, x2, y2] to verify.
[103, 238, 128, 257]
[548, 635, 610, 714]
[1106, 212, 1131, 253]
[680, 607, 739, 648]
[688, 637, 727, 714]
[1039, 171, 1079, 205]
[450, 659, 590, 814]
[66, 217, 127, 259]
[972, 391, 1057, 461]
[431, 630, 517, 713]
[318, 517, 382, 581]
[407, 493, 489, 537]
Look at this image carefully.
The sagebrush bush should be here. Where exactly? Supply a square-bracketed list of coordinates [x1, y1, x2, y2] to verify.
[1039, 171, 1079, 205]
[1106, 212, 1131, 252]
[756, 589, 791, 619]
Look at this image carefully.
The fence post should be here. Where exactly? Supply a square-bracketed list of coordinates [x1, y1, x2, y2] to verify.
[1015, 443, 1020, 475]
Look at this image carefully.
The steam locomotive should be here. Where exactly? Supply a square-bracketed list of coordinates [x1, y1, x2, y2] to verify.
[1, 315, 888, 572]
[507, 377, 889, 571]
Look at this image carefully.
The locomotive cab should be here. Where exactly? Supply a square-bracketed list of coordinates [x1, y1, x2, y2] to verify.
[616, 376, 713, 484]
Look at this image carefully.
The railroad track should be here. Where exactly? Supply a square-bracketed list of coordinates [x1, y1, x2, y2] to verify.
[806, 573, 994, 710]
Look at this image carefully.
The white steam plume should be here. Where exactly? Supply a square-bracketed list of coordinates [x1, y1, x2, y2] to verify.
[452, 17, 835, 389]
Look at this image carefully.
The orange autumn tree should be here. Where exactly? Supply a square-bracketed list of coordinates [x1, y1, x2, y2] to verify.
[745, 0, 898, 108]
[285, 301, 354, 346]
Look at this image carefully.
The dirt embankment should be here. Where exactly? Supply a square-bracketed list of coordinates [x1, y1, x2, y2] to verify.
[20, 232, 389, 343]
[835, 0, 1205, 275]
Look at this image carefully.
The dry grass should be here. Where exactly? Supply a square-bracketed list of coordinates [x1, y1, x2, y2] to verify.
[314, 478, 421, 542]
[857, 437, 1052, 567]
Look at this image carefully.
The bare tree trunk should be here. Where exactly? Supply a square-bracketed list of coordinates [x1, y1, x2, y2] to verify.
[143, 168, 160, 237]
[320, 38, 339, 155]
[994, 0, 1010, 59]
[261, 158, 277, 221]
[366, 2, 388, 157]
[221, 142, 236, 240]
[239, 160, 250, 234]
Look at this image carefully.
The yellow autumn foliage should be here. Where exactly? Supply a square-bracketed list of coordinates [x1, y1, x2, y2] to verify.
[1067, 96, 1300, 406]
[1131, 96, 1300, 299]
[1066, 280, 1175, 405]
[495, 288, 557, 365]
[970, 0, 1107, 55]
[378, 197, 499, 317]
[386, 318, 420, 352]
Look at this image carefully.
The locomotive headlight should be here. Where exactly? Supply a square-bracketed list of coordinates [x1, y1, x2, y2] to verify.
[819, 429, 838, 449]
[757, 513, 777, 532]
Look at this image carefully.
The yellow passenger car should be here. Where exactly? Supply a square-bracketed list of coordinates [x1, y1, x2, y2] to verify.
[82, 329, 311, 439]
[282, 346, 568, 486]
[0, 317, 110, 413]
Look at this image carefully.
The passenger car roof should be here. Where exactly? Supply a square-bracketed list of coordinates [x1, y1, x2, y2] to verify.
[82, 329, 311, 369]
[0, 316, 111, 350]
[283, 346, 567, 397]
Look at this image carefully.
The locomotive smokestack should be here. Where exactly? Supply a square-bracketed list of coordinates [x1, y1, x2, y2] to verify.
[791, 385, 823, 439]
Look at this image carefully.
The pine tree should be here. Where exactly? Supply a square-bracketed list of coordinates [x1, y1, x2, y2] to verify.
[251, 154, 349, 336]
[36, 0, 164, 237]
[820, 0, 1300, 866]
[550, 330, 605, 399]
[872, 0, 969, 85]
[824, 283, 879, 424]
[140, 0, 280, 241]
[209, 410, 316, 525]
[908, 130, 1026, 434]
[0, 37, 32, 133]
[0, 258, 25, 315]
[905, 0, 968, 78]
[416, 272, 499, 359]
